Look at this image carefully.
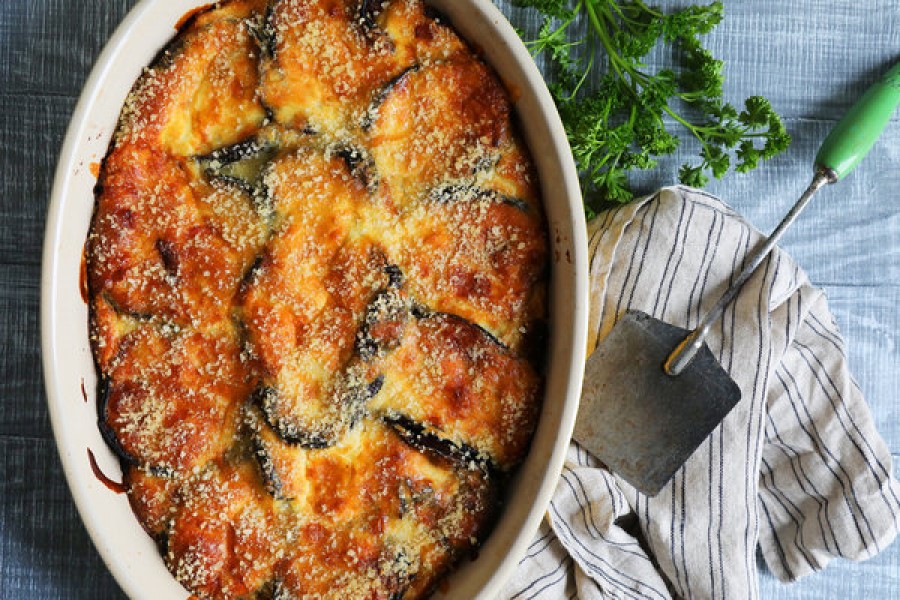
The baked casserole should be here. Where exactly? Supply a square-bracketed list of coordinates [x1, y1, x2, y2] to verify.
[86, 0, 548, 597]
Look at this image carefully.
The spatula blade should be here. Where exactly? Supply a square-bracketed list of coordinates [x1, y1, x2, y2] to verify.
[573, 310, 741, 496]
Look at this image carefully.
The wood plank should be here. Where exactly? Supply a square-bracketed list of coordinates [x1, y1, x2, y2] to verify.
[0, 94, 75, 266]
[0, 435, 124, 599]
[0, 0, 137, 98]
[502, 0, 900, 119]
[0, 263, 48, 439]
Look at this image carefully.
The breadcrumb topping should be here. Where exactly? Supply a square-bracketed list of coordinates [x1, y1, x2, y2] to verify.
[87, 1, 547, 598]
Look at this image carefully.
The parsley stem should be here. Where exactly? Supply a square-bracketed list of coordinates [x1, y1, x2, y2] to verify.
[584, 2, 624, 78]
[603, 1, 642, 32]
[663, 105, 705, 142]
[632, 0, 663, 19]
[513, 0, 789, 206]
[585, 1, 652, 98]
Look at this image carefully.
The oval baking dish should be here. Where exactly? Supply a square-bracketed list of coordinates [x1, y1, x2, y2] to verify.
[41, 1, 588, 598]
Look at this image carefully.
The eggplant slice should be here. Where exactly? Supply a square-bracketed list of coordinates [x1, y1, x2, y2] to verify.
[239, 148, 390, 448]
[248, 3, 276, 60]
[361, 65, 418, 131]
[355, 286, 410, 360]
[249, 415, 496, 600]
[97, 318, 250, 473]
[96, 375, 140, 467]
[365, 311, 542, 472]
[367, 58, 512, 207]
[197, 136, 278, 205]
[377, 182, 548, 350]
[258, 0, 403, 134]
[381, 410, 491, 473]
[250, 369, 379, 448]
[332, 143, 379, 192]
[164, 459, 282, 598]
[429, 183, 530, 213]
[118, 3, 268, 156]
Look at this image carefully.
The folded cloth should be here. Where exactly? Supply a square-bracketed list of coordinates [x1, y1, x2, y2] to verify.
[501, 186, 900, 599]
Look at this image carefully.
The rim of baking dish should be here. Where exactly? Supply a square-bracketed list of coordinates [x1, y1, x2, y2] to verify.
[40, 1, 589, 598]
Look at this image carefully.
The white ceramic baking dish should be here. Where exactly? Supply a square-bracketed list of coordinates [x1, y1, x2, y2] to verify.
[41, 1, 588, 597]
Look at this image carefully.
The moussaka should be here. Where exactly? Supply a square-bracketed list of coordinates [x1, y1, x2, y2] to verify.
[86, 1, 548, 597]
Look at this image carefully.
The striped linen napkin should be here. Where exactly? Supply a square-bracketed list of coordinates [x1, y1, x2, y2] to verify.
[501, 186, 900, 599]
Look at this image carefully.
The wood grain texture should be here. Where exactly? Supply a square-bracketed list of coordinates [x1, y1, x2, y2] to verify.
[0, 436, 123, 600]
[0, 0, 897, 598]
[0, 95, 75, 266]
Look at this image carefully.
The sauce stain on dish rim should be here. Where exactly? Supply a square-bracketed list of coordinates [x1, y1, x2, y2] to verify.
[79, 244, 89, 304]
[87, 447, 126, 494]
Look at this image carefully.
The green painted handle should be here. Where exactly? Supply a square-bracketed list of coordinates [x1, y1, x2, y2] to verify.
[815, 62, 900, 180]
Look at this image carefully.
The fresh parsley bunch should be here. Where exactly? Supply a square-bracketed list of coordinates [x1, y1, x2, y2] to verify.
[512, 0, 790, 214]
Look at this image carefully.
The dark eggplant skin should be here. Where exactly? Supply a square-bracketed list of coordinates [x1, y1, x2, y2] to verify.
[361, 65, 419, 131]
[97, 376, 181, 477]
[197, 137, 278, 196]
[155, 238, 178, 277]
[355, 287, 409, 360]
[96, 374, 140, 467]
[248, 415, 288, 499]
[381, 411, 493, 474]
[410, 304, 509, 351]
[381, 547, 415, 600]
[244, 581, 277, 600]
[248, 3, 276, 60]
[355, 0, 398, 49]
[153, 530, 170, 560]
[251, 372, 383, 449]
[429, 184, 530, 213]
[333, 144, 378, 191]
[384, 264, 403, 288]
[199, 136, 272, 166]
[358, 0, 381, 33]
[408, 303, 429, 320]
[95, 292, 157, 326]
[150, 34, 190, 71]
[272, 581, 291, 600]
[238, 252, 267, 296]
[366, 374, 385, 398]
[251, 385, 332, 449]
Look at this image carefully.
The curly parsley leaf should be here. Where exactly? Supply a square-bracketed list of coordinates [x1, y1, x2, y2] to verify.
[513, 0, 790, 215]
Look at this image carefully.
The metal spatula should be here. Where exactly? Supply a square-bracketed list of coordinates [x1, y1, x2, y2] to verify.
[574, 61, 900, 497]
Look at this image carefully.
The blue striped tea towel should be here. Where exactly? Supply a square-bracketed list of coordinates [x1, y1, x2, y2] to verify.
[501, 186, 900, 599]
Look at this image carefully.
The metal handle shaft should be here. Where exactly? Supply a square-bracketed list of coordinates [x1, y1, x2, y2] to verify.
[664, 169, 833, 376]
[663, 61, 899, 377]
[663, 63, 900, 376]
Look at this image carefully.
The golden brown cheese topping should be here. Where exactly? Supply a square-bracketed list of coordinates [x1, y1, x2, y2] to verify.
[87, 1, 548, 598]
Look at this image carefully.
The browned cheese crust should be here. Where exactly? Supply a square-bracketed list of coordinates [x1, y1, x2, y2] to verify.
[86, 1, 548, 598]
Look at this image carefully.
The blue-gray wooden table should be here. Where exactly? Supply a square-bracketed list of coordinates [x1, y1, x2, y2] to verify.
[1, 0, 897, 597]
